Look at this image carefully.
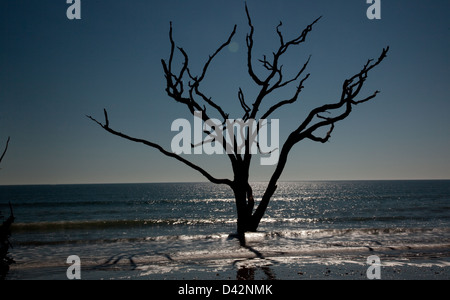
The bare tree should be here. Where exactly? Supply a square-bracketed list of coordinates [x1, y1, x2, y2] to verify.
[88, 4, 389, 239]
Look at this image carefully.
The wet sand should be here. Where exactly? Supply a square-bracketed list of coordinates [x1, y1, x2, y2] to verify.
[7, 242, 450, 280]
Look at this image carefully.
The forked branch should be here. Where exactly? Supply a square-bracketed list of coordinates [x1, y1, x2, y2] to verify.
[293, 47, 390, 144]
[162, 22, 236, 123]
[160, 21, 240, 164]
[251, 47, 390, 227]
[245, 3, 321, 120]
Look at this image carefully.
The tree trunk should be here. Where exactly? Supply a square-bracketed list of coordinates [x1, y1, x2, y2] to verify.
[233, 183, 251, 234]
[232, 178, 273, 240]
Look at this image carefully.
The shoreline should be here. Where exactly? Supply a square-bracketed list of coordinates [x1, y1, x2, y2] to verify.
[7, 242, 450, 280]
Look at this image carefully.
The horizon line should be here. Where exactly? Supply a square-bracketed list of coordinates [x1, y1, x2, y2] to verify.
[1, 178, 450, 187]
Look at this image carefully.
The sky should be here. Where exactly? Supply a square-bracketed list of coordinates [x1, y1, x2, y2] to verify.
[0, 0, 449, 185]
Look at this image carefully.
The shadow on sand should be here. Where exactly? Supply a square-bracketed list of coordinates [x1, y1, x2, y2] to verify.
[92, 232, 277, 280]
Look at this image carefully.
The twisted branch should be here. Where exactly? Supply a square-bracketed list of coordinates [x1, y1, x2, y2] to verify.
[87, 110, 233, 187]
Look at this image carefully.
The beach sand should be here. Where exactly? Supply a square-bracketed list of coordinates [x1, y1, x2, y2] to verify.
[7, 243, 450, 280]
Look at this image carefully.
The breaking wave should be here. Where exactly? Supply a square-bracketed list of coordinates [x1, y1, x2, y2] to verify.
[12, 225, 450, 247]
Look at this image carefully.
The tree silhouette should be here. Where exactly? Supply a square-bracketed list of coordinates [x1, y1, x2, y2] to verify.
[88, 4, 389, 240]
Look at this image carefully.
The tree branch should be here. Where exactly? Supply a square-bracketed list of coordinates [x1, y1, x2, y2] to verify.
[161, 22, 239, 164]
[245, 3, 264, 86]
[87, 110, 233, 187]
[185, 24, 236, 121]
[197, 25, 237, 84]
[276, 21, 284, 46]
[306, 123, 335, 143]
[193, 85, 228, 121]
[238, 88, 251, 120]
[0, 137, 10, 165]
[293, 47, 390, 143]
[261, 73, 310, 120]
[245, 3, 321, 120]
[252, 46, 389, 226]
[267, 55, 311, 94]
[161, 22, 236, 121]
[278, 16, 322, 54]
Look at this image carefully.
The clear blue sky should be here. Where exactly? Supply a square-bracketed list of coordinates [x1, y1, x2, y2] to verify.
[0, 0, 449, 185]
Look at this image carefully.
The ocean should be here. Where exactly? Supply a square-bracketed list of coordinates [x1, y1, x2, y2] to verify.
[1, 180, 450, 280]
